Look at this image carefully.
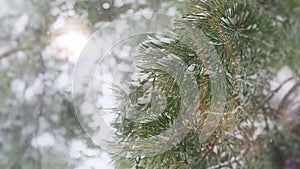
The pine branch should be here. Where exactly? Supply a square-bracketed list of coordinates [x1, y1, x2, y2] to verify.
[0, 48, 20, 60]
[109, 0, 282, 168]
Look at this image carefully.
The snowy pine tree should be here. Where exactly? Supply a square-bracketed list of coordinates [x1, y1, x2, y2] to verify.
[110, 0, 300, 168]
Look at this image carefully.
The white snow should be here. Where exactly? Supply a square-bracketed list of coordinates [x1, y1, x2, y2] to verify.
[102, 3, 111, 10]
[51, 17, 65, 30]
[142, 9, 154, 19]
[159, 37, 172, 43]
[114, 0, 124, 7]
[33, 78, 44, 96]
[12, 14, 29, 36]
[70, 140, 114, 169]
[80, 102, 94, 115]
[11, 79, 25, 96]
[31, 132, 56, 148]
[167, 7, 177, 16]
[74, 154, 114, 169]
[118, 62, 132, 72]
[55, 72, 69, 90]
[270, 66, 297, 103]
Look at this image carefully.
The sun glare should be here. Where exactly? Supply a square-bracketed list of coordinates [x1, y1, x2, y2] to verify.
[50, 18, 90, 63]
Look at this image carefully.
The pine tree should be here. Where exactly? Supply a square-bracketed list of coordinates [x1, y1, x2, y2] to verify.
[109, 0, 300, 168]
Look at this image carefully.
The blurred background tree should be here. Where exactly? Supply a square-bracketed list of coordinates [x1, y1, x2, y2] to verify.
[0, 0, 185, 168]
